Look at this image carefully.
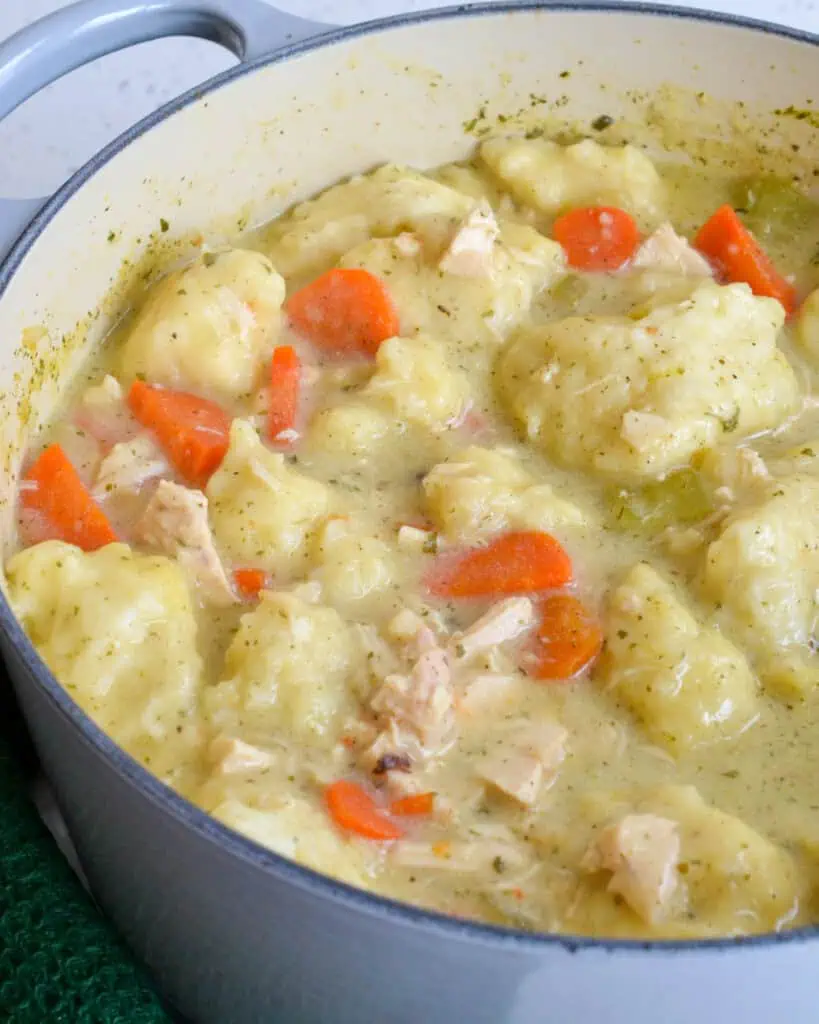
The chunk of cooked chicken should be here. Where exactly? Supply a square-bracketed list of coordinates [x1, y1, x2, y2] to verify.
[697, 445, 771, 506]
[631, 223, 712, 276]
[369, 623, 455, 763]
[76, 374, 133, 446]
[136, 480, 237, 606]
[208, 735, 276, 775]
[92, 434, 169, 498]
[451, 597, 535, 661]
[479, 719, 567, 806]
[439, 199, 500, 277]
[458, 673, 522, 715]
[582, 813, 680, 924]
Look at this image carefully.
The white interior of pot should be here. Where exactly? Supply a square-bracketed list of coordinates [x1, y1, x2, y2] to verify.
[0, 7, 817, 555]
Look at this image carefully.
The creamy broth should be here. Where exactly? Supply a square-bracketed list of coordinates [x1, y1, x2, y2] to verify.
[6, 136, 819, 939]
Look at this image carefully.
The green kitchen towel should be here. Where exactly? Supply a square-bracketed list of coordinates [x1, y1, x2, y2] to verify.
[0, 669, 172, 1024]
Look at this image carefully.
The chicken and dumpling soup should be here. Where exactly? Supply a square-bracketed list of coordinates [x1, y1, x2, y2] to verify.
[9, 134, 819, 939]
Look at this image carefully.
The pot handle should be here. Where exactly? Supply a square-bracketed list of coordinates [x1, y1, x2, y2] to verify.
[0, 0, 335, 262]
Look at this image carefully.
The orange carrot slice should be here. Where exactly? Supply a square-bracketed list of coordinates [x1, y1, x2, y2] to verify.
[390, 792, 435, 816]
[325, 780, 403, 841]
[552, 206, 640, 271]
[524, 593, 603, 680]
[426, 531, 573, 599]
[267, 345, 300, 442]
[233, 568, 269, 600]
[128, 380, 231, 487]
[286, 268, 399, 356]
[20, 444, 117, 552]
[694, 204, 796, 313]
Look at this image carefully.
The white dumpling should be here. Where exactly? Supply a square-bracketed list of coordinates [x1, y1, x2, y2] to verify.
[264, 164, 474, 278]
[422, 446, 587, 543]
[498, 281, 798, 480]
[340, 220, 564, 362]
[206, 591, 362, 743]
[599, 563, 759, 752]
[6, 541, 202, 776]
[206, 419, 329, 573]
[543, 784, 802, 938]
[309, 518, 399, 614]
[479, 137, 664, 223]
[212, 797, 370, 886]
[120, 249, 285, 400]
[304, 334, 469, 476]
[362, 334, 471, 430]
[701, 474, 819, 698]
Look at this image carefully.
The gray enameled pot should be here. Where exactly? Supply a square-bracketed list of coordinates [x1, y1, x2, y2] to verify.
[0, 3, 817, 1022]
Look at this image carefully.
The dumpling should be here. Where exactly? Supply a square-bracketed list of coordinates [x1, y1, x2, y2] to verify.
[498, 281, 798, 480]
[599, 563, 759, 752]
[5, 541, 202, 777]
[304, 334, 469, 477]
[263, 164, 474, 278]
[340, 220, 564, 363]
[309, 517, 400, 614]
[205, 591, 363, 744]
[362, 334, 470, 430]
[119, 249, 285, 400]
[479, 137, 664, 223]
[211, 797, 370, 887]
[701, 474, 819, 698]
[540, 784, 803, 938]
[207, 419, 329, 573]
[422, 446, 587, 543]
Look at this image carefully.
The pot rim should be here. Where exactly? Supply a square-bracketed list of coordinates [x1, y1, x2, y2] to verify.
[1, 0, 817, 956]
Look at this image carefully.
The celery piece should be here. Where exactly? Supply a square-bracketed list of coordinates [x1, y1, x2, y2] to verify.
[607, 468, 711, 534]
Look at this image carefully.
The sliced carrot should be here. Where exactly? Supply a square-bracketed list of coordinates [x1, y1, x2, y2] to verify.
[325, 780, 403, 841]
[524, 593, 603, 681]
[127, 380, 231, 487]
[286, 268, 399, 356]
[426, 531, 573, 599]
[20, 444, 117, 552]
[694, 204, 796, 313]
[390, 792, 435, 816]
[233, 568, 269, 600]
[267, 345, 300, 442]
[552, 206, 640, 271]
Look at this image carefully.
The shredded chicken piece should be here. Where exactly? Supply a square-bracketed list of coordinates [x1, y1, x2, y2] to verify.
[451, 597, 535, 662]
[388, 608, 430, 642]
[620, 410, 672, 452]
[76, 374, 133, 446]
[631, 222, 712, 276]
[370, 645, 455, 761]
[479, 719, 567, 806]
[208, 736, 276, 775]
[92, 434, 169, 498]
[439, 199, 500, 277]
[82, 373, 123, 410]
[397, 524, 436, 553]
[459, 673, 521, 715]
[393, 231, 422, 257]
[136, 480, 237, 606]
[582, 813, 680, 924]
[369, 618, 455, 763]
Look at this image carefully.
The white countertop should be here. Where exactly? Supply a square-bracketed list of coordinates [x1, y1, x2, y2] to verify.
[0, 0, 816, 200]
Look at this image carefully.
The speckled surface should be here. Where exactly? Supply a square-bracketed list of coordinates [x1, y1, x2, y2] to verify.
[0, 0, 815, 198]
